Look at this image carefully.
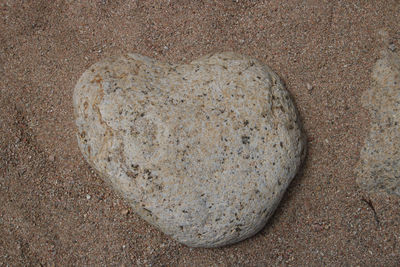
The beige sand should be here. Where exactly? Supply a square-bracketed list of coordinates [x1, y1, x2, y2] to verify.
[1, 1, 399, 266]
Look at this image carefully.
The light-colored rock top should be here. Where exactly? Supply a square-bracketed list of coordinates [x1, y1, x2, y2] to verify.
[73, 52, 306, 247]
[356, 49, 400, 196]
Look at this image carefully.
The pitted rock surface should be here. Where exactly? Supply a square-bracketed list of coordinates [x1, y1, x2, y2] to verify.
[356, 49, 400, 196]
[73, 52, 306, 247]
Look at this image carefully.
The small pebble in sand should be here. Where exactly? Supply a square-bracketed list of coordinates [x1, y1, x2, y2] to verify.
[121, 209, 129, 215]
[306, 83, 313, 93]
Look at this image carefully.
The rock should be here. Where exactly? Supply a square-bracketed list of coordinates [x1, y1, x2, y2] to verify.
[356, 49, 400, 196]
[121, 209, 130, 215]
[73, 52, 306, 247]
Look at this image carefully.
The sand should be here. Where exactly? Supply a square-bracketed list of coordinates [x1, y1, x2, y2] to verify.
[1, 0, 399, 266]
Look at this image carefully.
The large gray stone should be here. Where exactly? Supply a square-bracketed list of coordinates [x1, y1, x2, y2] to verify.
[73, 52, 306, 247]
[356, 49, 400, 196]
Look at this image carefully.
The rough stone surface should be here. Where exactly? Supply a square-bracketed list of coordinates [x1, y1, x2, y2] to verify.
[356, 49, 400, 196]
[73, 52, 306, 247]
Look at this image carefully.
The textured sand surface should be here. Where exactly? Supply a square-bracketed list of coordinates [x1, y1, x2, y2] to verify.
[1, 0, 400, 266]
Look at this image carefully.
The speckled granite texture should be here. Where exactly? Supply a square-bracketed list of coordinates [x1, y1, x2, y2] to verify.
[73, 52, 306, 247]
[356, 49, 400, 196]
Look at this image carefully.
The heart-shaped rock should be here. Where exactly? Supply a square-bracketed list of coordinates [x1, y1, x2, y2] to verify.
[73, 52, 306, 247]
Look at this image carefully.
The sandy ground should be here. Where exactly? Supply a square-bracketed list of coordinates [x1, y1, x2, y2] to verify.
[1, 1, 399, 266]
